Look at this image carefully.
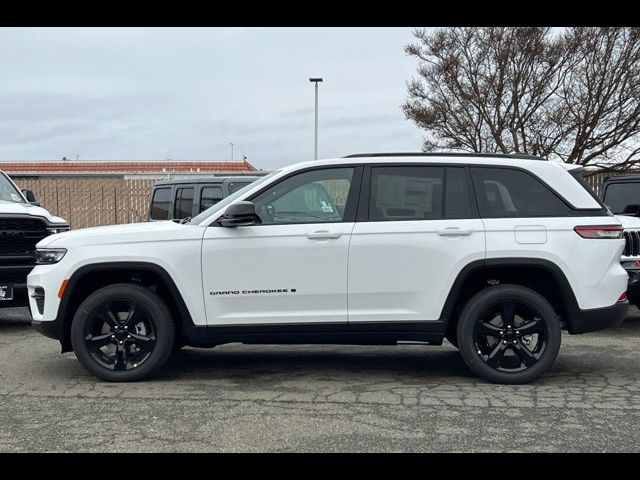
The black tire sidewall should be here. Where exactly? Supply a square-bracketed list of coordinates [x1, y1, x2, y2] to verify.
[70, 283, 175, 382]
[457, 284, 561, 384]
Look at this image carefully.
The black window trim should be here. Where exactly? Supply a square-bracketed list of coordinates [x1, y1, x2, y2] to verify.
[469, 164, 609, 218]
[356, 162, 480, 223]
[210, 164, 364, 227]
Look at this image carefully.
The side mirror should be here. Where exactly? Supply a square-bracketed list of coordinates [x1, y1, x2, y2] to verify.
[622, 204, 640, 216]
[22, 189, 40, 206]
[219, 201, 261, 227]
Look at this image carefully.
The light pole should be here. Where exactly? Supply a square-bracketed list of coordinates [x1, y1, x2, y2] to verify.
[229, 142, 234, 160]
[309, 77, 323, 160]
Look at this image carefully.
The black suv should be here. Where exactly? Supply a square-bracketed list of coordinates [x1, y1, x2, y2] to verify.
[600, 175, 640, 307]
[148, 176, 264, 221]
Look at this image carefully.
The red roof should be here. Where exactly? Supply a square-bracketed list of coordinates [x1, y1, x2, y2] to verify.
[0, 160, 257, 174]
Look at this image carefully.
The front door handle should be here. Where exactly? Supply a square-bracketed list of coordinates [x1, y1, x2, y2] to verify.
[306, 230, 342, 240]
[436, 227, 473, 237]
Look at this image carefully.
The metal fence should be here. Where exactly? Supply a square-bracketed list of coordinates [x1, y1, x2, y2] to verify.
[13, 176, 156, 229]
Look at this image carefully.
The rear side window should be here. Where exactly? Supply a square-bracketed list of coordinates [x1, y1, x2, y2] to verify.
[471, 167, 569, 218]
[602, 183, 640, 214]
[174, 187, 194, 219]
[228, 181, 251, 194]
[369, 166, 444, 221]
[200, 185, 224, 213]
[150, 187, 171, 220]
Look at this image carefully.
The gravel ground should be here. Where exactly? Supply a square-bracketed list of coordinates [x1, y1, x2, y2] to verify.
[1, 306, 640, 452]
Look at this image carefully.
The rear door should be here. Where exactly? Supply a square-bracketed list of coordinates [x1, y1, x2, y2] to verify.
[347, 164, 485, 324]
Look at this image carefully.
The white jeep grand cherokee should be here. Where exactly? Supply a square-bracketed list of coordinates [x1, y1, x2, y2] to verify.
[28, 153, 629, 384]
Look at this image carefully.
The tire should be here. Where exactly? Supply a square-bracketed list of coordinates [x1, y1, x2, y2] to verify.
[70, 283, 175, 382]
[456, 284, 561, 384]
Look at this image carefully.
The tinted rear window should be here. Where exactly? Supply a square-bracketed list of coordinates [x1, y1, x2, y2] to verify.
[369, 166, 444, 221]
[174, 187, 194, 219]
[150, 187, 171, 220]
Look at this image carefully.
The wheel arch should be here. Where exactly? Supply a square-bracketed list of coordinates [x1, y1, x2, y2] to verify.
[56, 261, 195, 352]
[441, 258, 581, 337]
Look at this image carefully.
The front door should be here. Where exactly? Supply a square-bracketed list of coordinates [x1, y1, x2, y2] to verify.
[202, 166, 361, 326]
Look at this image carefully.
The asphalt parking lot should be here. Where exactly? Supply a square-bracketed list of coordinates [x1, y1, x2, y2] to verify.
[2, 307, 640, 452]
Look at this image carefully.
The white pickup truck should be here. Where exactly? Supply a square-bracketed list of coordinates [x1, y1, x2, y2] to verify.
[0, 171, 69, 307]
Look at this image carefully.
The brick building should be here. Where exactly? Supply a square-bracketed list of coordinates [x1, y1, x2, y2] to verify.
[1, 160, 259, 229]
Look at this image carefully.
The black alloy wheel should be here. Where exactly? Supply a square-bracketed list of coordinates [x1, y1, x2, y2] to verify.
[457, 284, 561, 384]
[71, 283, 175, 382]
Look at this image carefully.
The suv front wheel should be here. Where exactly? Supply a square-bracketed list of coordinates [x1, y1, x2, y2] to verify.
[456, 284, 561, 384]
[70, 283, 175, 382]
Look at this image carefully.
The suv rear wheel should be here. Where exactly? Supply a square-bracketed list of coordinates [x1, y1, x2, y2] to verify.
[456, 284, 561, 384]
[70, 283, 175, 382]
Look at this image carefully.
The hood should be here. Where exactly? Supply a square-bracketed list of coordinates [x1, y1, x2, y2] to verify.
[37, 220, 204, 248]
[0, 199, 67, 224]
[615, 214, 640, 230]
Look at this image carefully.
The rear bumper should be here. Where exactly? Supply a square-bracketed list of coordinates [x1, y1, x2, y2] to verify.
[567, 300, 628, 334]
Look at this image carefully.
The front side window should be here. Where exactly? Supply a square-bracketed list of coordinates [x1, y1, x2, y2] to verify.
[471, 167, 569, 218]
[174, 187, 194, 219]
[369, 166, 444, 221]
[200, 185, 224, 213]
[150, 187, 171, 220]
[252, 168, 354, 225]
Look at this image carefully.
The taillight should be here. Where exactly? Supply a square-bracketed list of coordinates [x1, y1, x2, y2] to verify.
[574, 225, 624, 239]
[619, 291, 627, 302]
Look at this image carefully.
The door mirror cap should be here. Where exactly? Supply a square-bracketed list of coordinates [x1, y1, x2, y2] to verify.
[219, 201, 261, 227]
[21, 189, 40, 206]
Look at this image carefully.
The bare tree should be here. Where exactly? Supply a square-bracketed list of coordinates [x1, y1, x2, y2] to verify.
[403, 27, 640, 174]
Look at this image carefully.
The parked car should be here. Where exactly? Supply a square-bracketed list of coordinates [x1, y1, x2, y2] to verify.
[29, 153, 628, 384]
[148, 176, 264, 221]
[600, 175, 640, 308]
[0, 171, 69, 308]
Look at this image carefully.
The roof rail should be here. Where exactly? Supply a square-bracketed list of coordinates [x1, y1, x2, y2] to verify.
[342, 152, 547, 161]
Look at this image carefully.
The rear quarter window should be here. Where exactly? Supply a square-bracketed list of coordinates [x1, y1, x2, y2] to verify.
[471, 167, 570, 218]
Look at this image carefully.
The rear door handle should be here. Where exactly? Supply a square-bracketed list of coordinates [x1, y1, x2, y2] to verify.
[436, 227, 473, 237]
[306, 230, 342, 240]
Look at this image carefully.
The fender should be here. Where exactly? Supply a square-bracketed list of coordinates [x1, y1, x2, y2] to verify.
[55, 261, 195, 352]
[439, 257, 580, 329]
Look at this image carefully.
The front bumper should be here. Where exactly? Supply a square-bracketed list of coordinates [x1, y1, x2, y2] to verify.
[622, 260, 640, 306]
[31, 318, 61, 340]
[0, 265, 33, 308]
[567, 300, 628, 334]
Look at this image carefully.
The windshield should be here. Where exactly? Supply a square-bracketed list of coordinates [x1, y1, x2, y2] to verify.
[0, 173, 26, 203]
[188, 171, 280, 225]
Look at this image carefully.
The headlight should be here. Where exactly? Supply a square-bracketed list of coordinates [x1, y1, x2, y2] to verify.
[47, 225, 70, 235]
[35, 248, 67, 264]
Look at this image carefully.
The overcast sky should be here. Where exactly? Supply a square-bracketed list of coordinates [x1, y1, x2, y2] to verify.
[0, 27, 426, 171]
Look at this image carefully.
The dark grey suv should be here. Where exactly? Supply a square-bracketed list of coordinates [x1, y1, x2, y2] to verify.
[149, 176, 265, 221]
